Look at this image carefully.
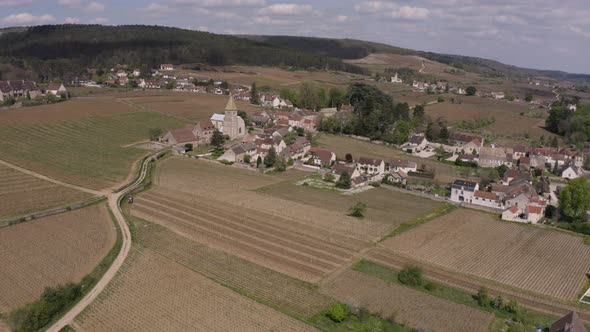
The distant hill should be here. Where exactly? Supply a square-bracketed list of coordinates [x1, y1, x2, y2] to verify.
[241, 35, 590, 84]
[0, 25, 367, 81]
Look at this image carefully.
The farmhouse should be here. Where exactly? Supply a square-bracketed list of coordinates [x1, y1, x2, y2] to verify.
[450, 180, 479, 203]
[219, 143, 257, 163]
[472, 190, 503, 209]
[450, 133, 483, 154]
[306, 148, 336, 167]
[0, 80, 42, 101]
[479, 147, 513, 168]
[561, 164, 584, 179]
[403, 134, 428, 153]
[160, 64, 174, 71]
[161, 125, 200, 146]
[388, 159, 417, 173]
[46, 83, 68, 97]
[357, 157, 385, 178]
[331, 163, 361, 182]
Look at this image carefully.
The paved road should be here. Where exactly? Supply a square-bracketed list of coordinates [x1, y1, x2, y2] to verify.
[45, 156, 152, 332]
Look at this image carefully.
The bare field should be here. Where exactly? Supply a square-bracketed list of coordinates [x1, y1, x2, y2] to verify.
[425, 96, 558, 145]
[177, 65, 363, 90]
[133, 220, 334, 318]
[317, 134, 466, 183]
[131, 185, 376, 282]
[258, 182, 444, 227]
[0, 204, 116, 313]
[122, 92, 261, 121]
[0, 109, 187, 189]
[321, 269, 493, 332]
[0, 97, 137, 125]
[76, 246, 318, 332]
[381, 208, 590, 301]
[0, 164, 92, 219]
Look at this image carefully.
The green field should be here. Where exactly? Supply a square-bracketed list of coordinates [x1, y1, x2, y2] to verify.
[0, 112, 187, 189]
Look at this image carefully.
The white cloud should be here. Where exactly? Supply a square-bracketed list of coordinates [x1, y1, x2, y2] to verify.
[144, 3, 175, 16]
[354, 1, 397, 14]
[259, 3, 312, 16]
[391, 6, 430, 20]
[215, 11, 240, 19]
[568, 25, 590, 38]
[90, 17, 108, 24]
[172, 0, 265, 8]
[0, 0, 35, 6]
[64, 17, 81, 23]
[85, 1, 105, 13]
[57, 0, 81, 7]
[254, 16, 290, 25]
[2, 12, 55, 24]
[495, 15, 526, 25]
[335, 15, 350, 23]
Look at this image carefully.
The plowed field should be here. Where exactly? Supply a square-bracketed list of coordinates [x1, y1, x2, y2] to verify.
[381, 208, 590, 301]
[0, 205, 116, 312]
[75, 246, 318, 332]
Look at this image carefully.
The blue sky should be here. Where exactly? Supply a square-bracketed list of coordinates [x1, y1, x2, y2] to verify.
[1, 0, 589, 74]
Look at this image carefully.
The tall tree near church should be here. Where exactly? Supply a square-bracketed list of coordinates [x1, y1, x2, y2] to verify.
[250, 82, 259, 105]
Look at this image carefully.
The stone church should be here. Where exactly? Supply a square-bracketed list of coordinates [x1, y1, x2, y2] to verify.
[210, 95, 246, 140]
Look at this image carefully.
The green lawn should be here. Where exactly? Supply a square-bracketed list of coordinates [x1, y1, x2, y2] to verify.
[0, 112, 187, 189]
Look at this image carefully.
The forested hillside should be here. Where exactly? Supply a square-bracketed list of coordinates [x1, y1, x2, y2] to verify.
[243, 35, 590, 84]
[0, 25, 367, 81]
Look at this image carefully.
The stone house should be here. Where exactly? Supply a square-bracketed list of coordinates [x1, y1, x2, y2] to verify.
[388, 159, 417, 174]
[450, 180, 479, 203]
[306, 148, 336, 167]
[356, 157, 385, 179]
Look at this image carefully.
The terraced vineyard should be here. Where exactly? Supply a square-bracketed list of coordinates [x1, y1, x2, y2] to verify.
[131, 186, 373, 282]
[0, 110, 187, 189]
[321, 269, 494, 332]
[0, 164, 92, 219]
[76, 246, 318, 332]
[381, 208, 590, 301]
[134, 220, 334, 318]
[0, 204, 116, 313]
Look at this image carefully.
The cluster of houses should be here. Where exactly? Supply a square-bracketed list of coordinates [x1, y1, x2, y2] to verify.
[0, 80, 68, 103]
[451, 168, 548, 223]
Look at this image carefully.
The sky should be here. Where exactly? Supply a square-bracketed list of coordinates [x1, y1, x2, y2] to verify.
[1, 0, 589, 74]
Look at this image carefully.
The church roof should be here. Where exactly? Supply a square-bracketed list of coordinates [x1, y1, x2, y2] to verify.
[225, 95, 238, 111]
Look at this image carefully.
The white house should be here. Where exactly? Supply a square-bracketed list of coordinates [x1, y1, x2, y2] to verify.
[562, 165, 584, 179]
[391, 72, 402, 83]
[160, 64, 174, 71]
[132, 69, 141, 77]
[472, 190, 503, 209]
[46, 83, 68, 97]
[403, 135, 428, 153]
[116, 70, 127, 78]
[306, 148, 336, 167]
[356, 157, 385, 179]
[388, 159, 417, 174]
[450, 180, 479, 203]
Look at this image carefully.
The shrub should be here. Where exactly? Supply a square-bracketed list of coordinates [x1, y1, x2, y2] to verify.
[335, 171, 352, 189]
[184, 143, 193, 152]
[348, 202, 367, 218]
[424, 282, 436, 292]
[369, 182, 380, 188]
[325, 303, 346, 322]
[324, 173, 335, 182]
[398, 265, 423, 286]
[475, 287, 489, 307]
[243, 154, 251, 164]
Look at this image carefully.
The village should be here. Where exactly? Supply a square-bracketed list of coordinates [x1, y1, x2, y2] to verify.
[153, 82, 589, 229]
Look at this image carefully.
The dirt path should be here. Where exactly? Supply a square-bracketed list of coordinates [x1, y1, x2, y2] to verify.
[0, 159, 102, 196]
[419, 60, 426, 73]
[45, 154, 153, 332]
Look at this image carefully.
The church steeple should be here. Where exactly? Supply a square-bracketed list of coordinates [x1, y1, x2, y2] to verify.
[225, 95, 238, 111]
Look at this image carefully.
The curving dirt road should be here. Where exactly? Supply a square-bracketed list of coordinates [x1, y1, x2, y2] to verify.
[45, 156, 153, 332]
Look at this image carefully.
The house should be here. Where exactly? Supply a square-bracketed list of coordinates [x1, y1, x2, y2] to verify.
[527, 204, 545, 223]
[306, 148, 336, 167]
[331, 163, 361, 182]
[161, 125, 200, 146]
[403, 134, 428, 153]
[512, 146, 530, 160]
[479, 147, 513, 168]
[450, 180, 479, 203]
[251, 111, 272, 127]
[491, 92, 505, 99]
[502, 169, 532, 185]
[193, 120, 215, 143]
[502, 206, 524, 222]
[567, 104, 578, 112]
[357, 157, 385, 179]
[472, 190, 503, 209]
[0, 80, 41, 101]
[388, 170, 408, 185]
[46, 83, 68, 97]
[132, 69, 141, 77]
[219, 143, 257, 163]
[319, 107, 338, 118]
[562, 165, 584, 179]
[116, 70, 127, 78]
[450, 133, 484, 154]
[550, 311, 587, 332]
[118, 76, 129, 85]
[388, 159, 417, 173]
[160, 64, 174, 71]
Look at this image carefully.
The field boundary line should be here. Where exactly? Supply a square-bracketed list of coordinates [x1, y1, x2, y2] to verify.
[117, 98, 193, 122]
[0, 159, 102, 196]
[0, 195, 107, 229]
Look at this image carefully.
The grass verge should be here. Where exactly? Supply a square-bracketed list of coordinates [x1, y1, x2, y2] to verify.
[308, 303, 413, 332]
[353, 260, 556, 331]
[383, 204, 456, 240]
